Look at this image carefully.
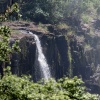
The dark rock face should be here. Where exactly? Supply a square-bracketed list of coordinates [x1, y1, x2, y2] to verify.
[11, 36, 36, 80]
[70, 39, 87, 78]
[41, 34, 69, 79]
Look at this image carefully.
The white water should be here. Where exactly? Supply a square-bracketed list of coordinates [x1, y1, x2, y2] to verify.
[29, 32, 51, 80]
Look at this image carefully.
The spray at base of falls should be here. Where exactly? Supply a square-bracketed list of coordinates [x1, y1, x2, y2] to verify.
[29, 32, 51, 80]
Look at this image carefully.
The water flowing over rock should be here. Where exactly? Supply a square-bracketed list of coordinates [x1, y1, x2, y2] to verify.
[32, 33, 51, 81]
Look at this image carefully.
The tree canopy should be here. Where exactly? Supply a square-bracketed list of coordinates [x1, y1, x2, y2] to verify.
[21, 0, 100, 23]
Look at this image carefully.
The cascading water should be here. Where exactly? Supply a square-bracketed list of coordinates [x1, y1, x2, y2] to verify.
[29, 32, 51, 80]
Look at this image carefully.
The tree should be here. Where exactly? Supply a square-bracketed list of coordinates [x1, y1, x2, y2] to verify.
[20, 0, 100, 24]
[0, 26, 20, 76]
[21, 0, 65, 23]
[0, 3, 20, 76]
[0, 75, 99, 100]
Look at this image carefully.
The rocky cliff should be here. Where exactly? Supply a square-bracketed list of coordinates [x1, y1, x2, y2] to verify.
[1, 21, 100, 94]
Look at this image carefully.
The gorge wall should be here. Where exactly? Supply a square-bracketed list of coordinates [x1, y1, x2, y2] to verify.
[10, 29, 100, 94]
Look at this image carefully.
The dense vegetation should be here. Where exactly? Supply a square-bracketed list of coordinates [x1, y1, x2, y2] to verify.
[0, 73, 99, 100]
[0, 1, 99, 100]
[0, 3, 20, 76]
[1, 0, 100, 23]
[21, 0, 100, 24]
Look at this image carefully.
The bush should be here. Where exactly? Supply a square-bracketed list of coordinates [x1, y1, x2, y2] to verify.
[21, 0, 100, 24]
[0, 74, 98, 100]
[21, 0, 65, 23]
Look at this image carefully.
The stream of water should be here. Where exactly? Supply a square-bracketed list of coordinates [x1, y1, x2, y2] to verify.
[29, 32, 51, 80]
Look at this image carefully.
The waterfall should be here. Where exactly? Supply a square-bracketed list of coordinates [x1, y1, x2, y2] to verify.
[29, 32, 51, 80]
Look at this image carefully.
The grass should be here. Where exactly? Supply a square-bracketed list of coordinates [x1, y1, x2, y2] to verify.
[56, 23, 69, 29]
[84, 43, 91, 49]
[11, 29, 20, 34]
[38, 22, 49, 33]
[81, 15, 91, 24]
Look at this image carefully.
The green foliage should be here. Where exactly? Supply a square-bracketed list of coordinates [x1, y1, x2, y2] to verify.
[0, 74, 98, 100]
[0, 26, 20, 64]
[21, 0, 64, 23]
[38, 22, 48, 33]
[0, 26, 11, 62]
[6, 3, 21, 20]
[56, 23, 69, 30]
[1, 0, 100, 23]
[0, 3, 21, 21]
[81, 15, 90, 24]
[0, 3, 21, 73]
[0, 15, 7, 22]
[21, 0, 100, 24]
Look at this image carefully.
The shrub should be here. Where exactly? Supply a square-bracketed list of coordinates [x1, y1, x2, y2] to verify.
[21, 0, 65, 23]
[0, 74, 99, 100]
